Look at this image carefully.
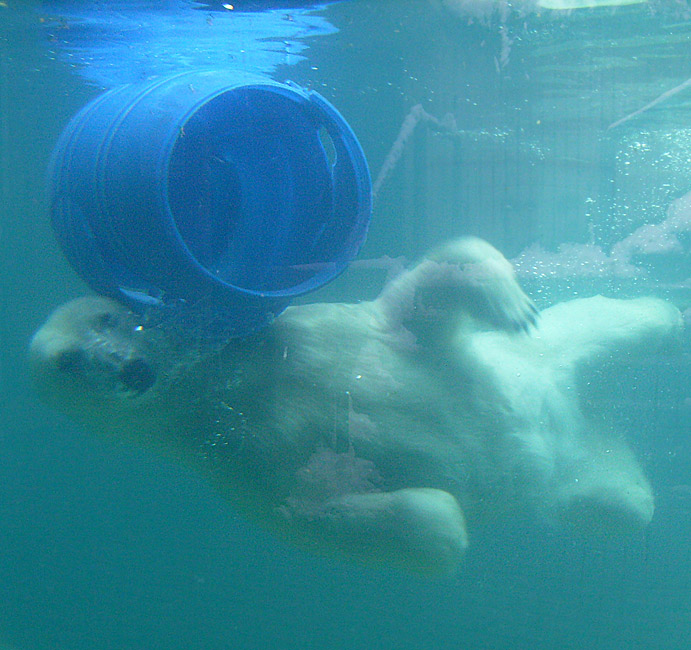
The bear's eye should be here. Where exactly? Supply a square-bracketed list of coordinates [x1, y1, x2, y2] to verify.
[93, 312, 120, 332]
[56, 349, 86, 375]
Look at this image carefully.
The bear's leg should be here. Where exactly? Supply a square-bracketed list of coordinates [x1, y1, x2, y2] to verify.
[289, 488, 468, 576]
[536, 295, 682, 371]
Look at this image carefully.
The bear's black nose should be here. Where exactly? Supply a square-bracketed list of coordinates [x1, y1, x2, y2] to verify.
[119, 358, 156, 395]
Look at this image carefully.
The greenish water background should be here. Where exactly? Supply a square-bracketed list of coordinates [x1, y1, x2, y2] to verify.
[1, 2, 689, 649]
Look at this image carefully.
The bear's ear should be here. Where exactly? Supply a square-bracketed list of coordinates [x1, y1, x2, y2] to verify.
[374, 237, 538, 339]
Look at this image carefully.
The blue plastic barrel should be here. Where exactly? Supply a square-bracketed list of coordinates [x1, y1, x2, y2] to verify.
[49, 69, 371, 336]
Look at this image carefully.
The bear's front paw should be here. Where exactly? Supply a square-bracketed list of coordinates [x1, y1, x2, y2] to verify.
[465, 256, 539, 333]
[398, 237, 538, 334]
[428, 237, 538, 331]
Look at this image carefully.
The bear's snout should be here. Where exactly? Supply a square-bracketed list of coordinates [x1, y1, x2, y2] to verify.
[37, 338, 156, 398]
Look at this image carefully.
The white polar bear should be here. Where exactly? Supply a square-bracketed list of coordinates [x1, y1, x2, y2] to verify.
[29, 238, 682, 576]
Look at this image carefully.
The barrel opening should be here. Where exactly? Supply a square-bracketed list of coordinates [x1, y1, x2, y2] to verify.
[167, 86, 344, 295]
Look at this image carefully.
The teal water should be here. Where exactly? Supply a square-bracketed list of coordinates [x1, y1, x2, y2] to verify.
[1, 2, 690, 649]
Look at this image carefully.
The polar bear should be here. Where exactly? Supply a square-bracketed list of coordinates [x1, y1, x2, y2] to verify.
[29, 238, 682, 576]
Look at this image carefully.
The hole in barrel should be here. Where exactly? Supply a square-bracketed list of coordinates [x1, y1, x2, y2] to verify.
[318, 126, 337, 169]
